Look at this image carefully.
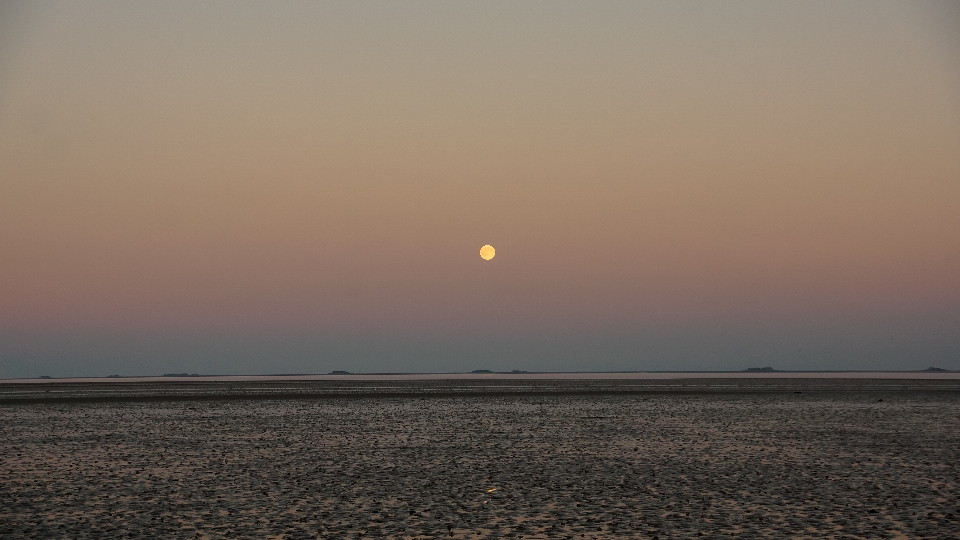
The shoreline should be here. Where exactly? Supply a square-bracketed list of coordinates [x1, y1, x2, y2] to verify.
[4, 370, 959, 384]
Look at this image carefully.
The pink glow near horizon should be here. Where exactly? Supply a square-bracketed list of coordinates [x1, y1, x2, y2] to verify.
[1, 2, 958, 343]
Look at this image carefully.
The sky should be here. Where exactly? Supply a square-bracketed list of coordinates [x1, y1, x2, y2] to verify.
[1, 1, 959, 377]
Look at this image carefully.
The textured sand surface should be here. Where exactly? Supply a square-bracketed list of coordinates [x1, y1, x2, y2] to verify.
[2, 383, 958, 538]
[3, 377, 959, 403]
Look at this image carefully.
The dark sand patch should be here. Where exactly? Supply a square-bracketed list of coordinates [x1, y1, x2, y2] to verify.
[1, 382, 958, 538]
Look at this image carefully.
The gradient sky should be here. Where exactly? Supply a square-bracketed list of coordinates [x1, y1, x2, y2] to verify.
[2, 1, 959, 377]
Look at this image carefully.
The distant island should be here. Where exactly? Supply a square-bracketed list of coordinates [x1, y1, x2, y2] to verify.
[330, 370, 352, 375]
[923, 367, 947, 372]
[744, 367, 779, 372]
[162, 373, 200, 377]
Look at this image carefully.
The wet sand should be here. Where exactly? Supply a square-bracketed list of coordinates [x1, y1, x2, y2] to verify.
[2, 379, 958, 538]
[2, 376, 958, 403]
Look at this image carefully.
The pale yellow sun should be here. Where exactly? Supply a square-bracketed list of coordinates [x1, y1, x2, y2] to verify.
[479, 244, 495, 260]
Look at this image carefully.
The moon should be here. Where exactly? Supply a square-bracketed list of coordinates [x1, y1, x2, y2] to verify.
[479, 244, 495, 260]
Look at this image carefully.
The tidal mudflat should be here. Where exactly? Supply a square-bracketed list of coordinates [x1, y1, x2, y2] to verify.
[2, 380, 958, 539]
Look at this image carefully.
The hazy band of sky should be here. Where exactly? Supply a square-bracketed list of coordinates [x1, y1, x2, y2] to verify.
[1, 1, 958, 377]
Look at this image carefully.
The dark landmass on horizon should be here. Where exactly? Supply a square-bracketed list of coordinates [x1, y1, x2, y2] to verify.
[16, 366, 957, 381]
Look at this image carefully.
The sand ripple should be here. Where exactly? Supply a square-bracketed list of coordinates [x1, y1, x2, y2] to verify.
[2, 391, 958, 538]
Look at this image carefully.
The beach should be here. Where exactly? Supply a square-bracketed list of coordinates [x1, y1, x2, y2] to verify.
[2, 378, 958, 538]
